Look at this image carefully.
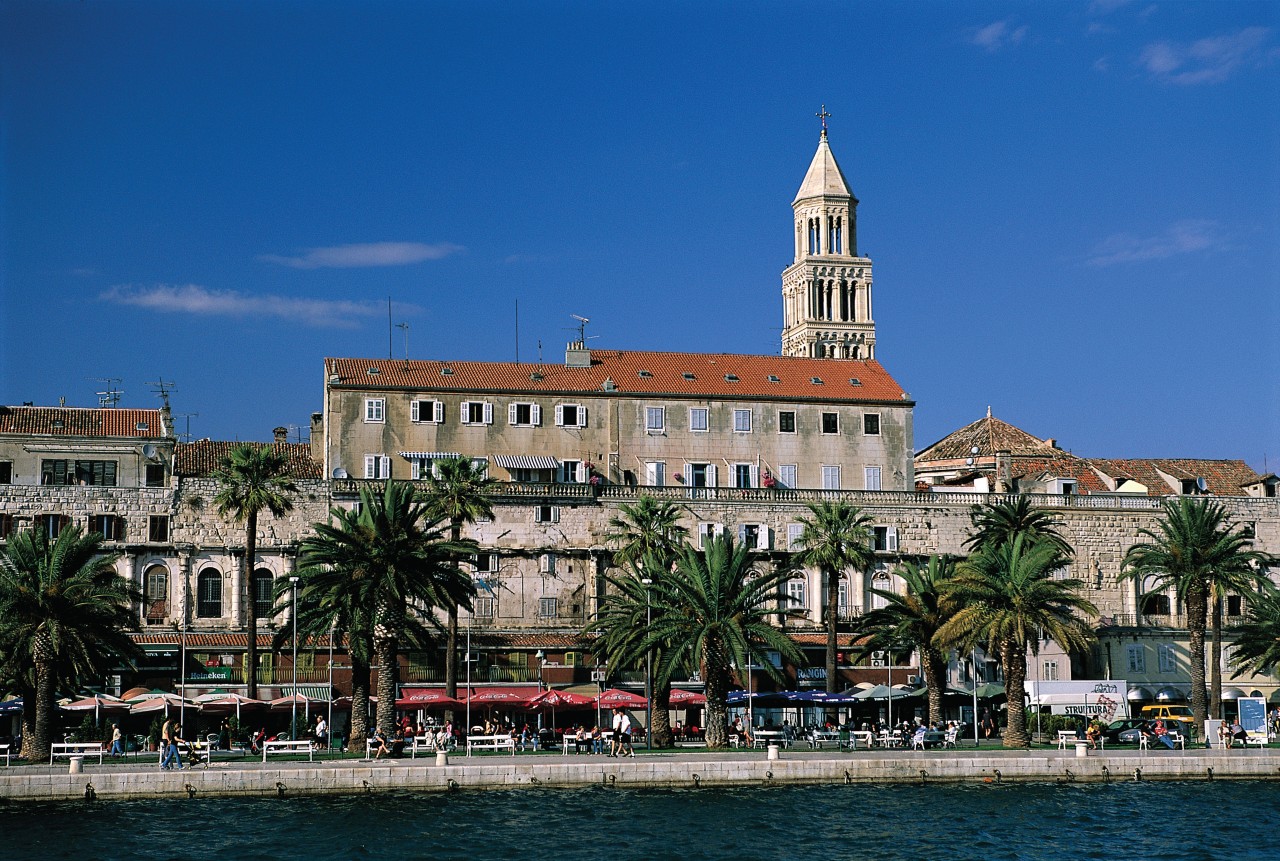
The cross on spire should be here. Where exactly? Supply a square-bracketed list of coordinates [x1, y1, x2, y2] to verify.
[816, 104, 831, 136]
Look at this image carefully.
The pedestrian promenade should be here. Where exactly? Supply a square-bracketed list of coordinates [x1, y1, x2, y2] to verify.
[1, 744, 1276, 803]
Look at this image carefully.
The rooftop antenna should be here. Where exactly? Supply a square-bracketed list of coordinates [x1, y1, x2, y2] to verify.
[570, 314, 590, 345]
[537, 340, 543, 364]
[146, 378, 175, 409]
[395, 322, 410, 366]
[387, 297, 393, 359]
[286, 423, 307, 444]
[173, 412, 198, 443]
[89, 377, 123, 407]
[515, 299, 519, 364]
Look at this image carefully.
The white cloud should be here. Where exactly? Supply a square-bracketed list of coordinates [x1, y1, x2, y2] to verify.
[1138, 26, 1275, 84]
[1086, 220, 1226, 267]
[100, 284, 406, 328]
[258, 241, 463, 269]
[971, 20, 1028, 52]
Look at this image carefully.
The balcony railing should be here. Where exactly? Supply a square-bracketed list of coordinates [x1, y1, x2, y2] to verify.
[1099, 613, 1188, 629]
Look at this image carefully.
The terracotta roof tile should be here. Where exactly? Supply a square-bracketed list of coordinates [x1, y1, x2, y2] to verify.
[326, 351, 911, 404]
[1087, 459, 1261, 496]
[915, 412, 1054, 460]
[174, 440, 322, 479]
[0, 406, 168, 438]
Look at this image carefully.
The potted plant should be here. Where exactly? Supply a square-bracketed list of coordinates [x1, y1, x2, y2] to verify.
[148, 716, 163, 752]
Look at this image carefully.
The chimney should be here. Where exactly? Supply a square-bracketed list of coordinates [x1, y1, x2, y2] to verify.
[995, 450, 1013, 493]
[565, 340, 592, 368]
[273, 426, 288, 443]
[1045, 438, 1058, 449]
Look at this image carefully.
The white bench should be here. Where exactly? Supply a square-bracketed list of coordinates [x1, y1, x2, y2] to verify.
[0, 743, 10, 766]
[261, 739, 314, 762]
[51, 742, 104, 765]
[1056, 730, 1078, 750]
[467, 734, 515, 755]
[1140, 731, 1186, 751]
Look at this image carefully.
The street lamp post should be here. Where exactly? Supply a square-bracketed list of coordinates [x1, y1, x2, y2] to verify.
[535, 650, 545, 731]
[642, 577, 653, 751]
[327, 624, 335, 756]
[465, 612, 472, 757]
[290, 575, 299, 739]
[972, 646, 980, 748]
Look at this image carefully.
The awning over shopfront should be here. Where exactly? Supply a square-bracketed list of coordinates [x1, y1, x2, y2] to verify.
[276, 685, 332, 702]
[492, 455, 560, 470]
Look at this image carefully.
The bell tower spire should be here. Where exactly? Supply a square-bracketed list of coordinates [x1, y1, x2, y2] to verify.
[780, 111, 876, 360]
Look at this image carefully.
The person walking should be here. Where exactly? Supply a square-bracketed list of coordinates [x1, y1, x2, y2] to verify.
[609, 708, 623, 757]
[618, 709, 635, 758]
[314, 714, 328, 751]
[160, 719, 184, 770]
[108, 723, 124, 758]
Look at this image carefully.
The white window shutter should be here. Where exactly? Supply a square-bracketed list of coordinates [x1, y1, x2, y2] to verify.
[411, 460, 421, 480]
[714, 523, 725, 537]
[738, 525, 747, 543]
[460, 401, 472, 425]
[645, 462, 657, 485]
[749, 465, 759, 487]
[887, 527, 899, 552]
[532, 404, 541, 426]
[706, 464, 717, 487]
[757, 527, 771, 551]
[552, 506, 560, 523]
[364, 455, 376, 479]
[576, 462, 587, 483]
[577, 406, 588, 427]
[683, 463, 692, 484]
[380, 456, 391, 478]
[539, 553, 550, 573]
[411, 400, 420, 422]
[508, 403, 518, 425]
[483, 402, 493, 424]
[433, 400, 444, 423]
[555, 405, 564, 426]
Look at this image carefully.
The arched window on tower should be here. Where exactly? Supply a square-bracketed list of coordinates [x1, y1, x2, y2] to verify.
[808, 219, 818, 255]
[834, 217, 843, 254]
[827, 216, 834, 255]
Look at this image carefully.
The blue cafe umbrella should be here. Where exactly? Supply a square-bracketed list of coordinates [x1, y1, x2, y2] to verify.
[0, 698, 23, 716]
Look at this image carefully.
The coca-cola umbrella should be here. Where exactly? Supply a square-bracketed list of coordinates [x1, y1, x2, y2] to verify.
[594, 688, 648, 709]
[395, 688, 463, 709]
[668, 689, 707, 706]
[465, 687, 540, 707]
[526, 689, 595, 729]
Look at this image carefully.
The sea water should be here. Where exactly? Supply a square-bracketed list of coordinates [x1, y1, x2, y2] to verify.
[3, 781, 1278, 860]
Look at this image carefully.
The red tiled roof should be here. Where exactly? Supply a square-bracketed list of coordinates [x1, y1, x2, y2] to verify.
[0, 406, 168, 438]
[326, 351, 911, 404]
[174, 440, 322, 479]
[915, 412, 1053, 461]
[1013, 455, 1111, 494]
[1087, 459, 1261, 497]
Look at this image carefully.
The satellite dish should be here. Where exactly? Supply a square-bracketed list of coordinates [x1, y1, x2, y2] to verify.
[971, 446, 980, 455]
[1196, 477, 1208, 492]
[965, 458, 974, 466]
[142, 444, 159, 461]
[332, 468, 349, 479]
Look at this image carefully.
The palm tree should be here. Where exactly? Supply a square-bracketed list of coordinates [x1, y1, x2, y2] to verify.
[937, 534, 1096, 748]
[1228, 584, 1280, 680]
[851, 555, 958, 725]
[589, 552, 685, 748]
[965, 496, 1071, 555]
[1121, 497, 1271, 732]
[644, 534, 801, 749]
[212, 443, 297, 700]
[604, 496, 687, 569]
[0, 526, 141, 762]
[791, 501, 875, 695]
[310, 479, 474, 733]
[421, 456, 496, 702]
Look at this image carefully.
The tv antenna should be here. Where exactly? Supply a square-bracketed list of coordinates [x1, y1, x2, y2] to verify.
[286, 423, 308, 444]
[395, 322, 410, 365]
[146, 378, 175, 409]
[89, 377, 123, 407]
[173, 412, 198, 443]
[567, 314, 598, 346]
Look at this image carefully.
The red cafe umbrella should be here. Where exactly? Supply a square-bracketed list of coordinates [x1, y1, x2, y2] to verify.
[62, 694, 130, 723]
[130, 694, 201, 715]
[395, 688, 463, 709]
[198, 694, 267, 721]
[527, 688, 595, 729]
[594, 688, 648, 708]
[465, 687, 540, 707]
[668, 689, 707, 706]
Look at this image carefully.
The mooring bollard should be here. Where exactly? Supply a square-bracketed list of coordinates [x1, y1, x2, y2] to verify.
[435, 750, 449, 766]
[1074, 742, 1090, 759]
[68, 755, 84, 775]
[767, 744, 780, 761]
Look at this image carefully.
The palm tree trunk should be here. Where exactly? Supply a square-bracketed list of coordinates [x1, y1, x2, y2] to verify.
[1001, 639, 1029, 748]
[825, 567, 838, 695]
[349, 650, 371, 746]
[921, 646, 946, 726]
[374, 634, 398, 734]
[651, 682, 674, 748]
[1209, 595, 1222, 722]
[444, 519, 461, 703]
[244, 510, 259, 701]
[703, 641, 731, 749]
[32, 644, 55, 763]
[18, 681, 36, 761]
[1187, 585, 1208, 735]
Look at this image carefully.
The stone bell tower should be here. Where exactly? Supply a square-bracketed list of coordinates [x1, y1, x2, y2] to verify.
[780, 111, 876, 360]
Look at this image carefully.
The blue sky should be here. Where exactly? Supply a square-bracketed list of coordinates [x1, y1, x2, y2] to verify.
[2, 1, 1277, 469]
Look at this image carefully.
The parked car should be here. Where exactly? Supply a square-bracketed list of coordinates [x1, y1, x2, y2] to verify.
[1117, 722, 1155, 744]
[1102, 718, 1147, 744]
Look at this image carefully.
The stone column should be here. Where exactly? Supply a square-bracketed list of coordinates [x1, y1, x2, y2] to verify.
[230, 550, 244, 629]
